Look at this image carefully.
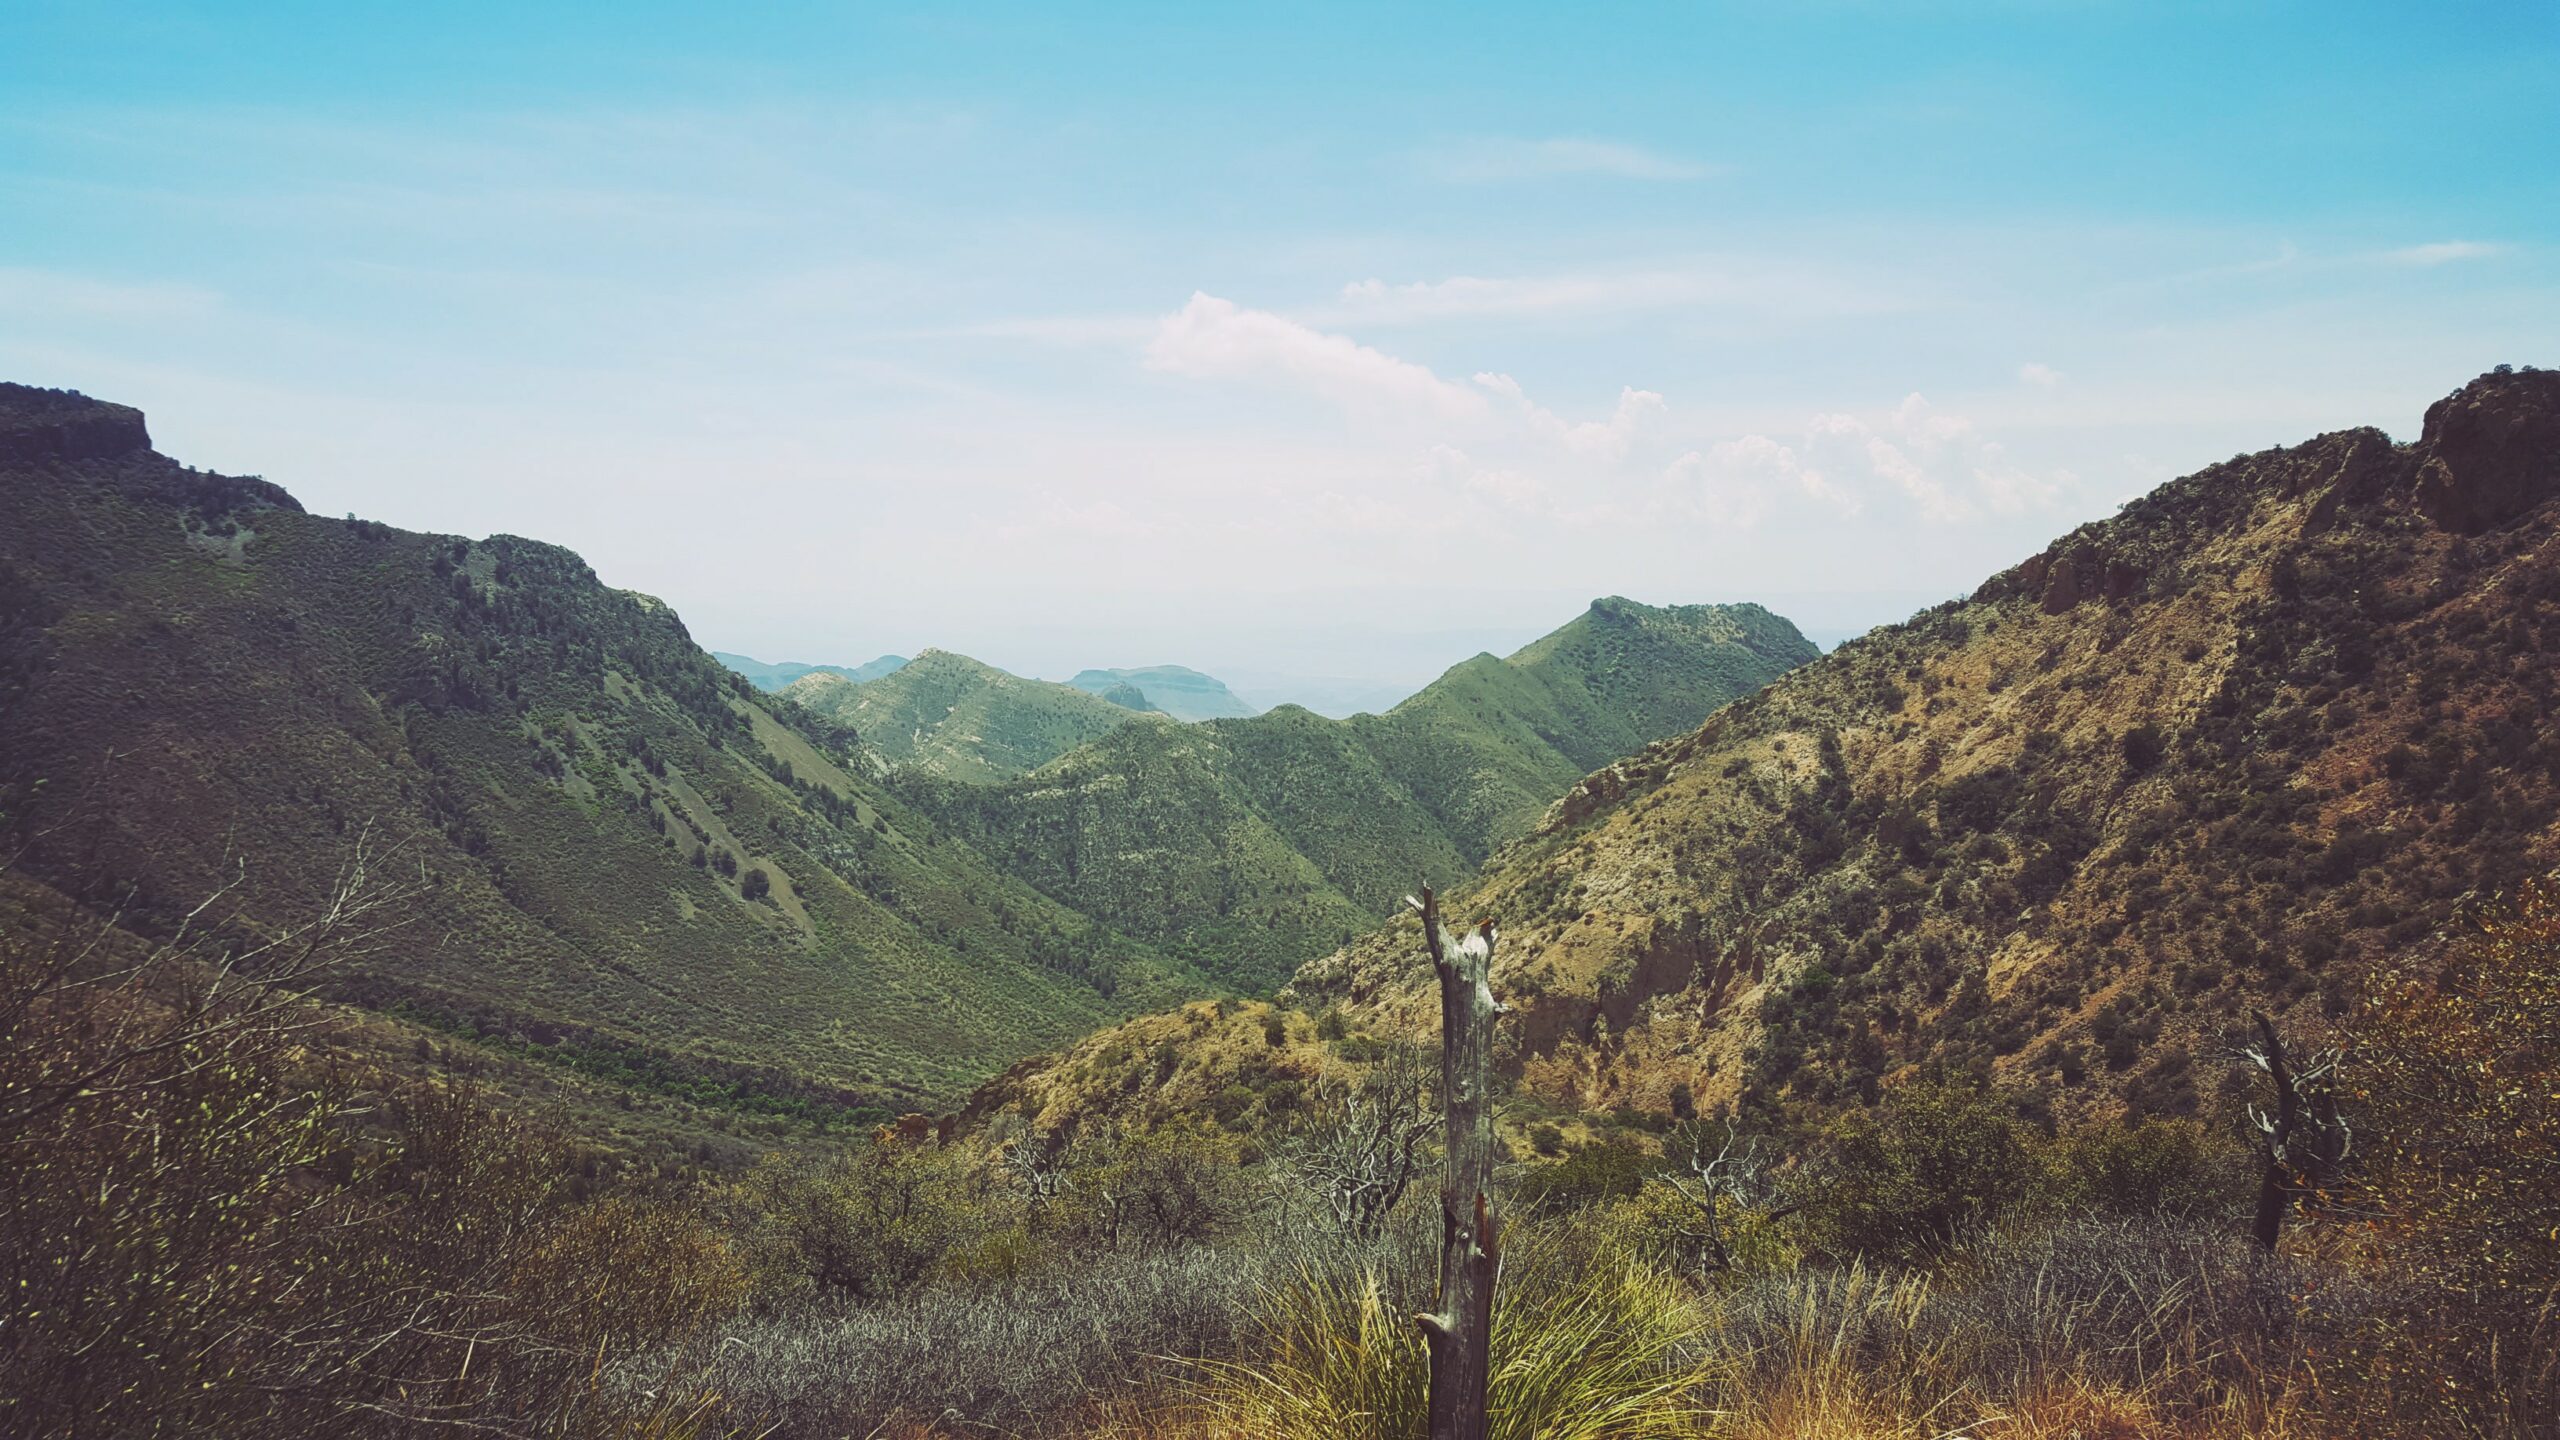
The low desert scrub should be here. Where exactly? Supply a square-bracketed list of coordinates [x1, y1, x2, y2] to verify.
[1699, 1218, 2297, 1433]
[1192, 1218, 1715, 1440]
[690, 1239, 1284, 1436]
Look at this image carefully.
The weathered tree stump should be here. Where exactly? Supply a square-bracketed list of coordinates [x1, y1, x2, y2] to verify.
[1408, 885, 1502, 1440]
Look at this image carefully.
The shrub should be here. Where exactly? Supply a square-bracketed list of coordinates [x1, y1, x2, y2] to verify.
[1516, 1136, 1662, 1211]
[0, 866, 751, 1435]
[1704, 1217, 2304, 1429]
[737, 1140, 1005, 1301]
[2348, 880, 2560, 1295]
[1938, 766, 2020, 833]
[1055, 1128, 1251, 1253]
[741, 866, 771, 900]
[2049, 1116, 2248, 1220]
[1791, 1080, 2041, 1263]
[696, 1241, 1279, 1436]
[2120, 723, 2165, 775]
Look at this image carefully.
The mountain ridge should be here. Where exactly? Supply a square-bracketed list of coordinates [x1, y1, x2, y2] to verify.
[0, 381, 1214, 1114]
[714, 650, 908, 692]
[1273, 366, 2560, 1130]
[1065, 664, 1257, 721]
[901, 598, 1819, 990]
[781, 648, 1165, 783]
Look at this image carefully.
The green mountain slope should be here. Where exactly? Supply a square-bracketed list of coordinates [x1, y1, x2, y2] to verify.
[1348, 598, 1816, 859]
[783, 649, 1158, 783]
[903, 600, 1817, 989]
[713, 650, 907, 691]
[1067, 664, 1257, 720]
[1289, 367, 2560, 1129]
[0, 383, 1208, 1111]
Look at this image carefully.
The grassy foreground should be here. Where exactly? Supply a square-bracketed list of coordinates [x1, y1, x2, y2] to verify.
[6, 852, 2555, 1437]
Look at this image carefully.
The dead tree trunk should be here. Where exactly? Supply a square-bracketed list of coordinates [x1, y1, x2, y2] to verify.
[2245, 1010, 2350, 1251]
[1408, 885, 1500, 1440]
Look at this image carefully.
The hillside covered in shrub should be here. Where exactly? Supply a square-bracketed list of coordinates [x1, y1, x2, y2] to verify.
[901, 599, 1817, 989]
[0, 383, 1218, 1114]
[1278, 367, 2560, 1131]
[783, 647, 1166, 783]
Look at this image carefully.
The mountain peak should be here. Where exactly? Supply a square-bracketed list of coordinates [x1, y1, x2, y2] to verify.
[1295, 365, 2560, 1130]
[0, 383, 153, 463]
[1065, 665, 1256, 722]
[788, 648, 1151, 782]
[2415, 365, 2560, 532]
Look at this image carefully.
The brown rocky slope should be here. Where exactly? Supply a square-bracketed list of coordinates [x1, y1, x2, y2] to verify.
[1000, 367, 2560, 1136]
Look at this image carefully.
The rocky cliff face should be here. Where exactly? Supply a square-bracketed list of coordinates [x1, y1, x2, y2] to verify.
[2414, 368, 2560, 532]
[0, 384, 156, 464]
[1288, 367, 2560, 1129]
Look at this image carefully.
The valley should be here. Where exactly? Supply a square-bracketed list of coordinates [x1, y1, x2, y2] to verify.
[0, 380, 1813, 1121]
[9, 9, 2553, 1433]
[4, 368, 2555, 1440]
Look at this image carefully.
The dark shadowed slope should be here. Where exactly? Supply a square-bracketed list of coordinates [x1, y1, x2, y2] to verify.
[0, 383, 1211, 1110]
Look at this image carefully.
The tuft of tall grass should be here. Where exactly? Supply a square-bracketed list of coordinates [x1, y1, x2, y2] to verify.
[1195, 1222, 1716, 1440]
[1699, 1217, 2326, 1439]
[689, 1240, 1282, 1437]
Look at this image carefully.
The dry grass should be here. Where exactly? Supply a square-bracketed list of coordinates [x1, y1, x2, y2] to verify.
[1189, 1225, 1713, 1440]
[739, 1213, 2560, 1440]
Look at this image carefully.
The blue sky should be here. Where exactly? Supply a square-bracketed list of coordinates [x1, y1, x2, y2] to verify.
[4, 2, 2554, 706]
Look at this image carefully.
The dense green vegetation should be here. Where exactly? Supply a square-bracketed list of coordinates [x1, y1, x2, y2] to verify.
[784, 648, 1164, 781]
[905, 600, 1817, 989]
[712, 649, 909, 691]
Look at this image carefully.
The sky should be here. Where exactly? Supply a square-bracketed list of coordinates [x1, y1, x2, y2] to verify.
[3, 2, 2554, 709]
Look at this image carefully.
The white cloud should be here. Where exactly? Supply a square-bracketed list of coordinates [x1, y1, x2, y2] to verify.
[1667, 435, 1858, 528]
[1143, 292, 1488, 419]
[1798, 394, 2065, 522]
[1474, 373, 1664, 459]
[2379, 240, 2507, 267]
[2018, 361, 2063, 388]
[1140, 289, 2066, 544]
[1420, 137, 1717, 183]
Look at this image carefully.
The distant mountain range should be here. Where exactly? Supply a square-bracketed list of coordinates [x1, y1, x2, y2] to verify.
[1065, 665, 1257, 721]
[711, 650, 908, 691]
[722, 650, 1261, 722]
[781, 649, 1164, 784]
[897, 599, 1818, 990]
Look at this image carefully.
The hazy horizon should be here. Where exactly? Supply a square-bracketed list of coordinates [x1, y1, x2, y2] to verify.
[705, 593, 1887, 718]
[5, 2, 2551, 690]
